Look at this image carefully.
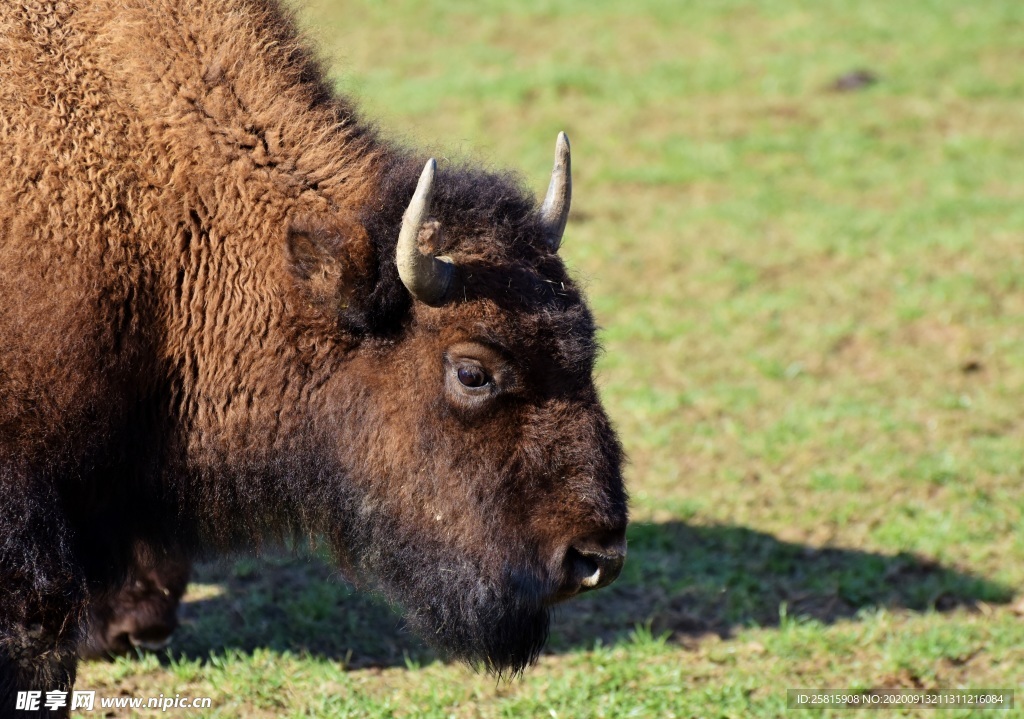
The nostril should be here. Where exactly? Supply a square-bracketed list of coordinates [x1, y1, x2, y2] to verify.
[580, 564, 603, 588]
[567, 548, 601, 589]
[578, 548, 624, 590]
[128, 625, 176, 652]
[568, 533, 626, 593]
[556, 534, 627, 601]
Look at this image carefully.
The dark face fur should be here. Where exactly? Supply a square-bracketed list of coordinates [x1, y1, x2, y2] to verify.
[290, 154, 629, 674]
[79, 552, 190, 660]
[342, 307, 625, 672]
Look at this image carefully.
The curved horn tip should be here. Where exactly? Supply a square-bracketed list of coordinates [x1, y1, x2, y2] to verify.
[541, 132, 572, 251]
[412, 158, 437, 203]
[556, 131, 570, 157]
[397, 157, 455, 306]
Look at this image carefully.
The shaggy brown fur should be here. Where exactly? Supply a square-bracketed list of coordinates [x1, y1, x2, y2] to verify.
[0, 1, 627, 713]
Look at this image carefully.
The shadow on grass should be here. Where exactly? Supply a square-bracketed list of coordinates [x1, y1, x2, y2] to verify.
[547, 522, 1012, 653]
[158, 521, 1012, 668]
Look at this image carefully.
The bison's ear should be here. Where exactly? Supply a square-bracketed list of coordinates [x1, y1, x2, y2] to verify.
[285, 215, 375, 329]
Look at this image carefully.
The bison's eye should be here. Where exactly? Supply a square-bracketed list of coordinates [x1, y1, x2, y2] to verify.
[457, 365, 488, 388]
[444, 342, 514, 412]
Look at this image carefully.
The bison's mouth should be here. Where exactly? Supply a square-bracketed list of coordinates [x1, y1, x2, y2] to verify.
[81, 609, 179, 660]
[82, 627, 176, 659]
[129, 633, 174, 652]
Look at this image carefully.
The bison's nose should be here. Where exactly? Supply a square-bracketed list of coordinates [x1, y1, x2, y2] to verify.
[129, 633, 173, 652]
[128, 624, 176, 652]
[560, 530, 627, 598]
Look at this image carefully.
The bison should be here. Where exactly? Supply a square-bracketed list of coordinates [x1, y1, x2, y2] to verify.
[0, 0, 628, 711]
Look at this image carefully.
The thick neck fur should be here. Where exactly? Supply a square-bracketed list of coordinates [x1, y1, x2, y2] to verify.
[88, 0, 384, 456]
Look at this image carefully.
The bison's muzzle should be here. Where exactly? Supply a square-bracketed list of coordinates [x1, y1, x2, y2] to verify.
[562, 531, 627, 597]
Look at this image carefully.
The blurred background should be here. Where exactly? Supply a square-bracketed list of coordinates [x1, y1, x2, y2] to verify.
[79, 1, 1024, 716]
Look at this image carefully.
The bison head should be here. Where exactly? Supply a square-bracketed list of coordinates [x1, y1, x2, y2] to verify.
[285, 135, 627, 673]
[79, 549, 190, 660]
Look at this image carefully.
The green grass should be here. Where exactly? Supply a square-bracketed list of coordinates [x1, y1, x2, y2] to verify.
[77, 0, 1024, 716]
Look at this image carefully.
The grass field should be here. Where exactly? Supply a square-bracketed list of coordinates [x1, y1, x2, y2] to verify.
[76, 0, 1024, 716]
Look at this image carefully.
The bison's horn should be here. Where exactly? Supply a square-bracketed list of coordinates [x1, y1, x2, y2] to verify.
[539, 131, 572, 251]
[397, 158, 456, 306]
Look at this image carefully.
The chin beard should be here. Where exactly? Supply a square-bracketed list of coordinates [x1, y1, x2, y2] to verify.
[340, 518, 551, 674]
[395, 561, 551, 675]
